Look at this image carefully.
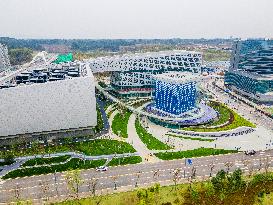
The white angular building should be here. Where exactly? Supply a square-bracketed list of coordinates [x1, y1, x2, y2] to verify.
[0, 64, 97, 144]
[0, 43, 10, 70]
[90, 50, 202, 98]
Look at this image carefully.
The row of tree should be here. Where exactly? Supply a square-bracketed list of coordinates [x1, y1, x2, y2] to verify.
[8, 48, 33, 65]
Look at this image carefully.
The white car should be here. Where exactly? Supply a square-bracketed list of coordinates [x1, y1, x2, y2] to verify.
[96, 166, 108, 171]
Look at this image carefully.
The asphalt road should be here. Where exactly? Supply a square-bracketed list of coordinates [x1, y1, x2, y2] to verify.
[205, 78, 273, 130]
[1, 150, 273, 204]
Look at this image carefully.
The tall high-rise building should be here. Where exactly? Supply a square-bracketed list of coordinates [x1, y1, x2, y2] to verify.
[0, 43, 11, 70]
[225, 39, 273, 103]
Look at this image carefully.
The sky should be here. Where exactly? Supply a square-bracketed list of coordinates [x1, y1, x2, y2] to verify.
[0, 0, 272, 39]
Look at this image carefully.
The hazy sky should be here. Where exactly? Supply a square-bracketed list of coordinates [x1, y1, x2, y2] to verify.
[0, 0, 272, 39]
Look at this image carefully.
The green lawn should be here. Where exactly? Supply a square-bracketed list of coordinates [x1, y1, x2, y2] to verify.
[155, 148, 238, 160]
[108, 156, 142, 166]
[21, 155, 70, 167]
[202, 49, 231, 62]
[206, 101, 231, 126]
[93, 105, 104, 133]
[2, 158, 106, 179]
[0, 139, 136, 158]
[0, 161, 15, 166]
[111, 111, 132, 138]
[135, 119, 171, 150]
[183, 102, 255, 132]
[166, 134, 215, 142]
[98, 81, 107, 88]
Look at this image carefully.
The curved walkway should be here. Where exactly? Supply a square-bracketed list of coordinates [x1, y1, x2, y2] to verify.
[126, 114, 160, 162]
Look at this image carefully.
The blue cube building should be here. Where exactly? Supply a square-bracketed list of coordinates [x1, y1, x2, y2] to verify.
[153, 72, 198, 115]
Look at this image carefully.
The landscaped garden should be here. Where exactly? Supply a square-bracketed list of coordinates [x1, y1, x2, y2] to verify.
[155, 148, 238, 160]
[0, 139, 136, 158]
[21, 155, 71, 167]
[3, 156, 142, 179]
[111, 110, 132, 138]
[93, 105, 104, 133]
[108, 156, 142, 166]
[2, 158, 106, 179]
[166, 134, 215, 142]
[135, 119, 171, 150]
[183, 102, 256, 132]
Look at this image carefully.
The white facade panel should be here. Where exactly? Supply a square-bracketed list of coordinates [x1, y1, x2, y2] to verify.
[0, 73, 96, 137]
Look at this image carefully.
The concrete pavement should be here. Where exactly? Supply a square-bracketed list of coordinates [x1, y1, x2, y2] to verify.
[126, 114, 160, 162]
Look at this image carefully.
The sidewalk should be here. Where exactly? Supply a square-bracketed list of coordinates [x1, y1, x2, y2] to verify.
[126, 114, 160, 162]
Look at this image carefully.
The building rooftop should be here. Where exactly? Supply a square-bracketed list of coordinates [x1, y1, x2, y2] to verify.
[0, 62, 89, 90]
[153, 71, 200, 84]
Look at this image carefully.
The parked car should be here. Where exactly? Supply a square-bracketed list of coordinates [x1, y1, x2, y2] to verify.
[244, 150, 256, 156]
[96, 166, 108, 171]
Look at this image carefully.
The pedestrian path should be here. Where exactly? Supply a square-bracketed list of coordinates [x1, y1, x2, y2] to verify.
[126, 114, 160, 162]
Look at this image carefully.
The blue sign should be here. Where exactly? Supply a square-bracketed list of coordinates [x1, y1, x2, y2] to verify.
[187, 159, 193, 165]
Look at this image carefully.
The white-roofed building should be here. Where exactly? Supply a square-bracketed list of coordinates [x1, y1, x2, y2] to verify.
[0, 63, 97, 144]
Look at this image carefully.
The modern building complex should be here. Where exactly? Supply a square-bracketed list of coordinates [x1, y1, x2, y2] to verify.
[145, 71, 217, 127]
[0, 63, 97, 144]
[90, 50, 202, 98]
[0, 43, 10, 70]
[153, 72, 197, 115]
[225, 39, 273, 103]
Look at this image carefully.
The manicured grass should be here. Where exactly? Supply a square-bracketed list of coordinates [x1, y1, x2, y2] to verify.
[155, 148, 238, 160]
[206, 101, 231, 126]
[74, 139, 136, 155]
[111, 111, 132, 138]
[135, 119, 171, 150]
[2, 158, 106, 179]
[108, 156, 142, 166]
[0, 161, 15, 166]
[98, 81, 107, 88]
[183, 102, 256, 132]
[166, 134, 215, 142]
[0, 139, 136, 158]
[93, 105, 104, 133]
[21, 155, 70, 167]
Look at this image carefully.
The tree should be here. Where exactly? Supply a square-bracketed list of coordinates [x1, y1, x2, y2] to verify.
[135, 171, 142, 187]
[224, 162, 234, 174]
[264, 156, 270, 173]
[39, 180, 50, 202]
[111, 176, 118, 190]
[191, 166, 197, 179]
[209, 162, 215, 177]
[88, 177, 98, 196]
[153, 169, 160, 180]
[117, 103, 126, 118]
[8, 48, 33, 65]
[14, 184, 21, 201]
[65, 169, 84, 199]
[172, 168, 181, 191]
[243, 160, 254, 177]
